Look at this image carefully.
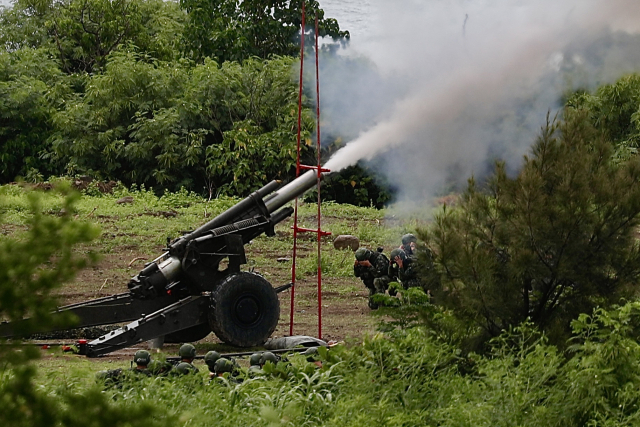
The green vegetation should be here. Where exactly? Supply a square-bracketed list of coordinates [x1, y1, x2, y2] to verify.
[180, 0, 348, 63]
[567, 74, 640, 159]
[418, 109, 640, 347]
[0, 187, 174, 427]
[0, 0, 388, 207]
[3, 0, 640, 424]
[4, 145, 640, 424]
[23, 289, 640, 426]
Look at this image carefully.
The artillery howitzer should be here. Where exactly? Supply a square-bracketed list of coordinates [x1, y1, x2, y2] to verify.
[0, 171, 322, 357]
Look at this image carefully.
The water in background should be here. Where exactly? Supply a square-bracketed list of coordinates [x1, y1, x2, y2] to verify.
[0, 0, 367, 36]
[321, 0, 373, 40]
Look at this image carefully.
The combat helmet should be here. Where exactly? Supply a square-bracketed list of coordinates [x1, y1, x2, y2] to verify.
[174, 361, 197, 375]
[401, 233, 417, 245]
[204, 351, 221, 368]
[214, 357, 234, 374]
[249, 352, 263, 367]
[179, 343, 197, 359]
[389, 248, 407, 261]
[133, 349, 151, 366]
[260, 351, 278, 366]
[355, 248, 372, 262]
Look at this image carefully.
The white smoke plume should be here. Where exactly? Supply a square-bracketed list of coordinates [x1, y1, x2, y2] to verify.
[317, 0, 640, 202]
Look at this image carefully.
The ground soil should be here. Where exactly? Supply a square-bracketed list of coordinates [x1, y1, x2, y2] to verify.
[44, 240, 379, 362]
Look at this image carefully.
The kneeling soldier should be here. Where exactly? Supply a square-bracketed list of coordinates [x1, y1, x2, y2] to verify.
[130, 350, 152, 377]
[389, 248, 420, 290]
[354, 247, 391, 309]
[174, 343, 199, 375]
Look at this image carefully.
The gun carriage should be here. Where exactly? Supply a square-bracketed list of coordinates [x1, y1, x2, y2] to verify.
[0, 171, 321, 357]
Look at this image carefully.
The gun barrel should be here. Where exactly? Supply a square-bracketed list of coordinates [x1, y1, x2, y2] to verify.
[170, 179, 281, 252]
[264, 170, 323, 213]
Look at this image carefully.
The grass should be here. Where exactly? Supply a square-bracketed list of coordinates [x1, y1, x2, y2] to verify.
[6, 181, 640, 427]
[0, 179, 435, 343]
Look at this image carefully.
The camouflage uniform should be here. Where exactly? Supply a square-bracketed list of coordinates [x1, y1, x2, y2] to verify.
[130, 349, 153, 377]
[354, 248, 391, 309]
[148, 360, 173, 376]
[174, 361, 199, 375]
[130, 367, 152, 377]
[174, 343, 200, 375]
[389, 248, 421, 290]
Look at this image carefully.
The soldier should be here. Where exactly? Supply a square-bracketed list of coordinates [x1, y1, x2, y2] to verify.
[95, 368, 123, 388]
[248, 352, 265, 376]
[211, 357, 243, 384]
[204, 351, 221, 379]
[130, 349, 152, 377]
[259, 351, 279, 367]
[249, 352, 263, 367]
[400, 233, 418, 257]
[354, 247, 391, 309]
[174, 343, 199, 375]
[389, 248, 421, 290]
[213, 358, 234, 376]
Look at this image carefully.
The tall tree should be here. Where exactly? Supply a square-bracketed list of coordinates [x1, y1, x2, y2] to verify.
[51, 53, 313, 193]
[419, 110, 640, 344]
[567, 74, 640, 161]
[0, 0, 186, 72]
[180, 0, 349, 63]
[0, 48, 69, 182]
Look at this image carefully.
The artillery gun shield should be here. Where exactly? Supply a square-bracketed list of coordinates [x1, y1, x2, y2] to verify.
[209, 272, 279, 347]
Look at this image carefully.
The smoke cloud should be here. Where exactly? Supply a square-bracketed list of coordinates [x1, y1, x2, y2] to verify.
[316, 0, 640, 203]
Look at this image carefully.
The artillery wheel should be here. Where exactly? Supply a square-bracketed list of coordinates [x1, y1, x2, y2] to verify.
[209, 272, 279, 347]
[164, 323, 211, 343]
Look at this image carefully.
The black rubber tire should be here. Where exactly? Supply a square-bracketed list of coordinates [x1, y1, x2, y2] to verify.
[164, 323, 212, 343]
[209, 272, 280, 347]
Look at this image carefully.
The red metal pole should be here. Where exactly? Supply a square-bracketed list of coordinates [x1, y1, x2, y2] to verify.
[290, 0, 306, 336]
[314, 14, 323, 340]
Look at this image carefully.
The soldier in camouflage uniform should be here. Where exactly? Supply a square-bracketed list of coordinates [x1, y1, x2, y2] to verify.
[174, 343, 199, 375]
[400, 233, 418, 257]
[130, 350, 153, 377]
[204, 351, 221, 379]
[388, 248, 421, 290]
[354, 247, 391, 309]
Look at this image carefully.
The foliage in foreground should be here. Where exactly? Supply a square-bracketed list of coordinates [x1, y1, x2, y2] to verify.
[30, 296, 640, 427]
[0, 186, 174, 427]
[4, 185, 640, 425]
[417, 110, 640, 345]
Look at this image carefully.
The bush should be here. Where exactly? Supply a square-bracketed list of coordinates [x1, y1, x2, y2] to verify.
[418, 111, 640, 346]
[0, 185, 174, 427]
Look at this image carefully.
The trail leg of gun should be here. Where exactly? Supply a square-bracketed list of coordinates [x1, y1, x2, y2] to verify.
[86, 296, 209, 357]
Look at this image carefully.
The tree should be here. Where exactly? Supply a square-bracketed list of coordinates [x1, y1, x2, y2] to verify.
[307, 164, 393, 209]
[51, 53, 314, 194]
[419, 110, 640, 344]
[0, 48, 69, 183]
[0, 185, 174, 427]
[567, 74, 640, 160]
[0, 0, 186, 73]
[47, 0, 188, 72]
[180, 0, 349, 63]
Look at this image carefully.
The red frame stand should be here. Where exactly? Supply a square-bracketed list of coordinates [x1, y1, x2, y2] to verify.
[288, 3, 330, 339]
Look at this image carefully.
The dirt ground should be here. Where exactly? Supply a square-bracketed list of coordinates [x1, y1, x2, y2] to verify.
[46, 242, 379, 362]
